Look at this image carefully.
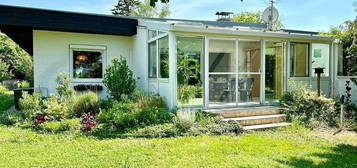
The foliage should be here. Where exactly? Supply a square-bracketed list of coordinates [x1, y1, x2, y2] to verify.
[232, 11, 284, 30]
[70, 92, 100, 117]
[0, 94, 14, 113]
[134, 90, 167, 109]
[81, 113, 98, 133]
[19, 81, 30, 88]
[125, 123, 178, 138]
[0, 110, 25, 126]
[42, 95, 69, 121]
[324, 19, 357, 79]
[177, 54, 200, 85]
[130, 0, 170, 18]
[55, 73, 75, 100]
[111, 0, 140, 16]
[73, 84, 103, 92]
[0, 33, 33, 82]
[149, 0, 169, 7]
[103, 58, 136, 101]
[19, 92, 42, 119]
[2, 80, 18, 90]
[178, 85, 198, 103]
[0, 60, 13, 82]
[280, 81, 337, 128]
[0, 84, 7, 94]
[37, 118, 81, 134]
[97, 100, 172, 132]
[173, 108, 196, 132]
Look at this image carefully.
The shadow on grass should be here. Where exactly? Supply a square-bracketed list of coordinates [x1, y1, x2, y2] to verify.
[278, 144, 357, 168]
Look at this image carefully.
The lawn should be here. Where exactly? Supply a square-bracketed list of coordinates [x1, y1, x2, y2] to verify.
[0, 126, 356, 168]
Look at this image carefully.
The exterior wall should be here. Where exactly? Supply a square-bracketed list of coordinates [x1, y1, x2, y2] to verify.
[334, 78, 357, 103]
[132, 27, 149, 91]
[33, 30, 133, 98]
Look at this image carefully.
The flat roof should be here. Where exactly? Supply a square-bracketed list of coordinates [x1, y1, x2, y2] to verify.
[0, 4, 138, 36]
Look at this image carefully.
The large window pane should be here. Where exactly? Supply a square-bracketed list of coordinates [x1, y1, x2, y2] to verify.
[238, 74, 261, 105]
[290, 43, 309, 77]
[148, 41, 157, 78]
[209, 74, 236, 105]
[177, 36, 204, 106]
[73, 50, 102, 78]
[312, 43, 329, 77]
[159, 36, 169, 78]
[238, 40, 261, 73]
[209, 39, 236, 72]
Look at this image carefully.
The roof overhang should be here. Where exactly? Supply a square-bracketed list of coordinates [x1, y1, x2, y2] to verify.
[170, 24, 335, 42]
[0, 5, 139, 55]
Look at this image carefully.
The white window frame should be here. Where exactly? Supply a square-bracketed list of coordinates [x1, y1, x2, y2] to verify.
[147, 29, 169, 80]
[69, 44, 107, 83]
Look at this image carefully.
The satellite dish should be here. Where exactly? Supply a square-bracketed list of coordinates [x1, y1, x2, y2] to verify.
[262, 6, 279, 24]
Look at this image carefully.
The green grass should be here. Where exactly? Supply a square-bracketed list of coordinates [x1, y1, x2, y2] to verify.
[0, 126, 356, 168]
[0, 93, 14, 112]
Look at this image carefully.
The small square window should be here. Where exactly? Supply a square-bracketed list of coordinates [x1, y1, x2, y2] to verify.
[73, 50, 103, 79]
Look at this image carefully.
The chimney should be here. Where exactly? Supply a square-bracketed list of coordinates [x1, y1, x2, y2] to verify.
[215, 11, 233, 21]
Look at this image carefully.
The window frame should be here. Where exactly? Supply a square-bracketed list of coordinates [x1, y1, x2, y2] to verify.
[69, 44, 107, 83]
[147, 29, 169, 80]
[289, 42, 310, 78]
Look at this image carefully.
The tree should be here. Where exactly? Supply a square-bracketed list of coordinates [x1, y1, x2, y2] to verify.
[0, 33, 33, 83]
[130, 0, 170, 18]
[231, 11, 284, 30]
[111, 0, 140, 16]
[149, 0, 169, 7]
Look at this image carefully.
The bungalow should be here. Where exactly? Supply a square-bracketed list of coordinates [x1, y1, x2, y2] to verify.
[0, 5, 350, 112]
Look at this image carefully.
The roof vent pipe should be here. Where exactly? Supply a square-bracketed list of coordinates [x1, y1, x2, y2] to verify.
[215, 11, 233, 21]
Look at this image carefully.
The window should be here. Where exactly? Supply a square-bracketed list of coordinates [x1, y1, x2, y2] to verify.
[311, 43, 330, 77]
[147, 30, 169, 79]
[290, 42, 309, 77]
[148, 42, 157, 78]
[70, 45, 106, 81]
[159, 36, 169, 78]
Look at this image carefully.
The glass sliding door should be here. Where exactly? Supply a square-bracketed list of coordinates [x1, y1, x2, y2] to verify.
[265, 41, 285, 104]
[176, 36, 204, 107]
[208, 39, 237, 107]
[237, 40, 262, 106]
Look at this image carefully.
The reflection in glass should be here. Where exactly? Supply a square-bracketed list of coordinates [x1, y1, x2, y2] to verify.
[290, 43, 309, 77]
[265, 41, 284, 104]
[312, 43, 329, 77]
[73, 51, 102, 78]
[148, 41, 157, 78]
[209, 74, 236, 106]
[159, 36, 169, 78]
[238, 40, 261, 73]
[209, 39, 236, 72]
[177, 36, 203, 106]
[238, 74, 260, 105]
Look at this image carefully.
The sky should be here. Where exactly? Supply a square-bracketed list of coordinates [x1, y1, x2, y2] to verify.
[0, 0, 356, 32]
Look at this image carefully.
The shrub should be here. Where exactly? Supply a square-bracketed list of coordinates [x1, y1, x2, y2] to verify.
[0, 84, 7, 94]
[37, 118, 81, 133]
[81, 113, 97, 133]
[173, 108, 196, 132]
[178, 85, 196, 103]
[0, 60, 13, 82]
[42, 95, 69, 121]
[56, 73, 75, 100]
[136, 92, 167, 109]
[103, 57, 136, 101]
[97, 101, 172, 132]
[70, 92, 100, 117]
[19, 92, 42, 119]
[0, 94, 14, 112]
[0, 110, 25, 126]
[19, 81, 30, 88]
[1, 80, 18, 90]
[125, 123, 178, 138]
[280, 82, 337, 127]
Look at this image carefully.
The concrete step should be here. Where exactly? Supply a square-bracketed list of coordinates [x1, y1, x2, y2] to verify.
[223, 114, 287, 126]
[243, 122, 291, 130]
[205, 106, 283, 118]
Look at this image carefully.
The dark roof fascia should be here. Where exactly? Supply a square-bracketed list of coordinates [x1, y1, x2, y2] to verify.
[0, 4, 138, 36]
